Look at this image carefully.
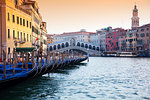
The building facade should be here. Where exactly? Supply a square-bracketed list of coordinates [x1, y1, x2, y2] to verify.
[0, 0, 33, 58]
[53, 30, 94, 43]
[125, 30, 137, 52]
[97, 27, 112, 52]
[118, 29, 127, 52]
[0, 0, 47, 59]
[89, 33, 98, 44]
[23, 0, 43, 49]
[106, 28, 124, 51]
[136, 24, 150, 56]
[41, 22, 47, 54]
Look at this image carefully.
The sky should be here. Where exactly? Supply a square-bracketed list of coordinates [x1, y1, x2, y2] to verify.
[37, 0, 150, 34]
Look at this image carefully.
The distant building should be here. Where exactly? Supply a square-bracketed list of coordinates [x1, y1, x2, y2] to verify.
[118, 29, 127, 52]
[47, 34, 54, 44]
[126, 29, 137, 52]
[97, 27, 112, 52]
[89, 33, 98, 44]
[106, 28, 125, 51]
[136, 24, 150, 56]
[53, 30, 95, 43]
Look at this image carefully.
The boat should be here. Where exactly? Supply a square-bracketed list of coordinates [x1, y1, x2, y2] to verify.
[119, 52, 137, 57]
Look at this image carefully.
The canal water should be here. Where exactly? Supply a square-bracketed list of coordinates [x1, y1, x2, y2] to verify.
[1, 57, 150, 100]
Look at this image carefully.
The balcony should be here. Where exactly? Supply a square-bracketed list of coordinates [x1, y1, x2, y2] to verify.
[19, 39, 26, 44]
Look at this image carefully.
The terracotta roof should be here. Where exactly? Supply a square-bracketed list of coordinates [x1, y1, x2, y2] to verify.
[139, 23, 150, 28]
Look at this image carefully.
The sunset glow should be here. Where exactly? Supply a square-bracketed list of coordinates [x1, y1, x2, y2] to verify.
[38, 0, 150, 34]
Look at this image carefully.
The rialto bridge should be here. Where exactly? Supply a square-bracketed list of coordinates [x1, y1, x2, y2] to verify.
[48, 39, 101, 55]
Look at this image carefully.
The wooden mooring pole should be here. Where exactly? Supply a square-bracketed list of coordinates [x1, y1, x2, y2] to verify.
[13, 51, 15, 75]
[22, 52, 24, 72]
[32, 51, 34, 68]
[25, 53, 29, 71]
[3, 50, 6, 78]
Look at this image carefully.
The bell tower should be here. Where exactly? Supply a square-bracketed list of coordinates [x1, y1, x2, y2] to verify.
[131, 5, 139, 29]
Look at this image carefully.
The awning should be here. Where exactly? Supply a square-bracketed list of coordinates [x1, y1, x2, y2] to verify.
[16, 47, 35, 53]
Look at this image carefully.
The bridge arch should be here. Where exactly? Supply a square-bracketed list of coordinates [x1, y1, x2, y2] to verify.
[93, 46, 96, 50]
[89, 45, 92, 49]
[77, 42, 80, 47]
[97, 47, 100, 51]
[54, 45, 56, 50]
[62, 43, 65, 48]
[85, 44, 88, 48]
[65, 42, 69, 47]
[81, 43, 84, 47]
[49, 46, 53, 51]
[58, 44, 61, 49]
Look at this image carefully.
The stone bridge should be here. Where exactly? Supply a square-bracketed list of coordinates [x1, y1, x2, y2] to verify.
[48, 40, 100, 55]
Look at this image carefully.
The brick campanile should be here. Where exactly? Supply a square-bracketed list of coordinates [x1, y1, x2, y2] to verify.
[131, 5, 139, 29]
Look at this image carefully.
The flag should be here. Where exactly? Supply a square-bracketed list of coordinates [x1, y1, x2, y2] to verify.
[34, 37, 39, 45]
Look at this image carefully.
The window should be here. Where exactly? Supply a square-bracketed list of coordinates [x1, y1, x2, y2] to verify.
[13, 30, 15, 39]
[24, 33, 25, 41]
[17, 16, 19, 24]
[27, 21, 28, 27]
[136, 33, 139, 37]
[21, 32, 22, 41]
[30, 22, 31, 28]
[20, 18, 22, 25]
[147, 33, 149, 37]
[27, 34, 28, 41]
[147, 28, 149, 31]
[30, 35, 31, 42]
[17, 31, 19, 40]
[44, 40, 46, 44]
[141, 29, 144, 32]
[12, 15, 15, 22]
[141, 33, 145, 37]
[8, 47, 10, 54]
[8, 29, 10, 38]
[14, 0, 18, 5]
[23, 19, 25, 26]
[8, 12, 10, 21]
